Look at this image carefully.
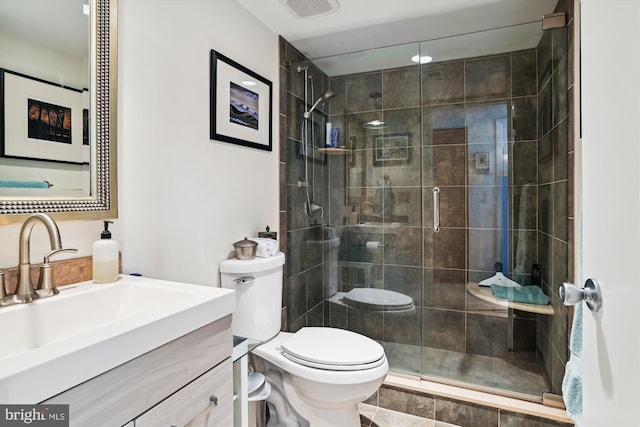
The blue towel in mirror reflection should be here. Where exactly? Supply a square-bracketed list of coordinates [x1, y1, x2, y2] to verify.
[490, 284, 549, 305]
[0, 180, 50, 188]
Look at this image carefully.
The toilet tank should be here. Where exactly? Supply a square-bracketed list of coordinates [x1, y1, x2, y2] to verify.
[220, 252, 285, 341]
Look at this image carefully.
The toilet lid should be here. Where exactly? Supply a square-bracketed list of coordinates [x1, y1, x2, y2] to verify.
[342, 288, 415, 311]
[281, 328, 385, 371]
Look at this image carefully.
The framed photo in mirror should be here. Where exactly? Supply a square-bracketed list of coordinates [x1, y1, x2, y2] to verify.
[1, 69, 87, 164]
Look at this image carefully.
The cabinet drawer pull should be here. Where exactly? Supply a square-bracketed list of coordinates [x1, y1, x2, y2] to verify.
[183, 395, 218, 427]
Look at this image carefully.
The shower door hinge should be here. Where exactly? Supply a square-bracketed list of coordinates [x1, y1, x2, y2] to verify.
[542, 12, 567, 30]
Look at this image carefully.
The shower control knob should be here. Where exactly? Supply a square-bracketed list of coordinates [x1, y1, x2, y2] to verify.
[559, 279, 603, 312]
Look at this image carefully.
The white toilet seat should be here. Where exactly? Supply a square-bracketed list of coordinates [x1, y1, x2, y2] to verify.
[280, 327, 386, 371]
[282, 352, 386, 371]
[341, 288, 415, 311]
[252, 330, 389, 386]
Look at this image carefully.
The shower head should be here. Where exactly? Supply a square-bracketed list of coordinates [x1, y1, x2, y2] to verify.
[304, 90, 336, 118]
[320, 90, 336, 101]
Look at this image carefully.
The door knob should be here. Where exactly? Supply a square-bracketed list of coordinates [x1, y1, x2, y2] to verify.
[559, 278, 602, 312]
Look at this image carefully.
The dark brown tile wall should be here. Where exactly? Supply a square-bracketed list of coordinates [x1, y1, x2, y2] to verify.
[536, 0, 574, 395]
[279, 37, 335, 331]
[465, 55, 511, 101]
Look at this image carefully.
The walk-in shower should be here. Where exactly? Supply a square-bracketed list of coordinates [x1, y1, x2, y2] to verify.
[282, 7, 572, 403]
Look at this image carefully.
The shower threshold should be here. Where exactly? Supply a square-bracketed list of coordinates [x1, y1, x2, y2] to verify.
[381, 373, 572, 425]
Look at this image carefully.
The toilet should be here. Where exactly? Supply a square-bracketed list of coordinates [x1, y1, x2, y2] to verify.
[329, 287, 416, 315]
[318, 229, 417, 317]
[220, 252, 388, 427]
[329, 260, 416, 316]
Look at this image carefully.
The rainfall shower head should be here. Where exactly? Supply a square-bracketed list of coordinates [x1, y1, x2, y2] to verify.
[304, 90, 336, 118]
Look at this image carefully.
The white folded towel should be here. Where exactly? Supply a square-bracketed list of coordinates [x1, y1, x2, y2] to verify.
[250, 237, 278, 258]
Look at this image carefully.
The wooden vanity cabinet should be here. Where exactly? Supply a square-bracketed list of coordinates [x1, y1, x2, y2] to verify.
[135, 358, 232, 426]
[43, 315, 233, 427]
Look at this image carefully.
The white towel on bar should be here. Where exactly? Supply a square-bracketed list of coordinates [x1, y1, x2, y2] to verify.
[250, 237, 278, 258]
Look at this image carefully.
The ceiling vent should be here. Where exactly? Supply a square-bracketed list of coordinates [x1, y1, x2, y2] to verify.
[279, 0, 340, 19]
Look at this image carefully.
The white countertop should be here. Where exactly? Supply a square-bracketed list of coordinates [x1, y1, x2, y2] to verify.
[0, 275, 235, 403]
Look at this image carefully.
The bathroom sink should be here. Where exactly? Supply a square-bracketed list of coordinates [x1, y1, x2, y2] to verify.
[0, 276, 235, 404]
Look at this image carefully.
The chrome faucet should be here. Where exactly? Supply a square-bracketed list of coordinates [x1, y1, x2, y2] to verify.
[11, 213, 77, 304]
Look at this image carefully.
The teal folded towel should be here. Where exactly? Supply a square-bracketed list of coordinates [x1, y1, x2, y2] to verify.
[490, 284, 549, 305]
[569, 300, 583, 356]
[0, 180, 49, 188]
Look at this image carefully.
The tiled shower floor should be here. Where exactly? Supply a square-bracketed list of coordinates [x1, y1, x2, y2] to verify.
[381, 341, 549, 398]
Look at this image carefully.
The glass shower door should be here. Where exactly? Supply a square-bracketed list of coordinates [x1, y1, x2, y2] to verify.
[320, 19, 571, 401]
[331, 43, 425, 377]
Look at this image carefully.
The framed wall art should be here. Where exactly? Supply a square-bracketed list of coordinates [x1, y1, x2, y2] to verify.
[373, 133, 410, 166]
[1, 69, 86, 164]
[476, 152, 490, 170]
[210, 50, 272, 151]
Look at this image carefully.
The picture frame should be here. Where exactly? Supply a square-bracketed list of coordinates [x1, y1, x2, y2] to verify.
[210, 50, 272, 151]
[1, 69, 87, 164]
[373, 133, 410, 166]
[476, 152, 490, 170]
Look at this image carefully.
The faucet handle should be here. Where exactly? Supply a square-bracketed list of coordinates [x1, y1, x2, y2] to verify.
[37, 248, 78, 298]
[43, 248, 78, 263]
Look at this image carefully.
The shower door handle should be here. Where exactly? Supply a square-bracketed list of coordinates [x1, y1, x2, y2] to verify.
[433, 187, 440, 233]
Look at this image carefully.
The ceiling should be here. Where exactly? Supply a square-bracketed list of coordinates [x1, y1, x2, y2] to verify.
[1, 1, 560, 76]
[235, 0, 559, 75]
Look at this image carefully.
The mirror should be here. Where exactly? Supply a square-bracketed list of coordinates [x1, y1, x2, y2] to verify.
[0, 0, 117, 224]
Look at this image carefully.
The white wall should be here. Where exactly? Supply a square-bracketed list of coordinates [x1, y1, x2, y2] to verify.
[0, 0, 281, 286]
[0, 28, 88, 88]
[117, 0, 280, 285]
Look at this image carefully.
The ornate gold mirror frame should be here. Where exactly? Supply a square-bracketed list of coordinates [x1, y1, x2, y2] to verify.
[0, 0, 117, 225]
